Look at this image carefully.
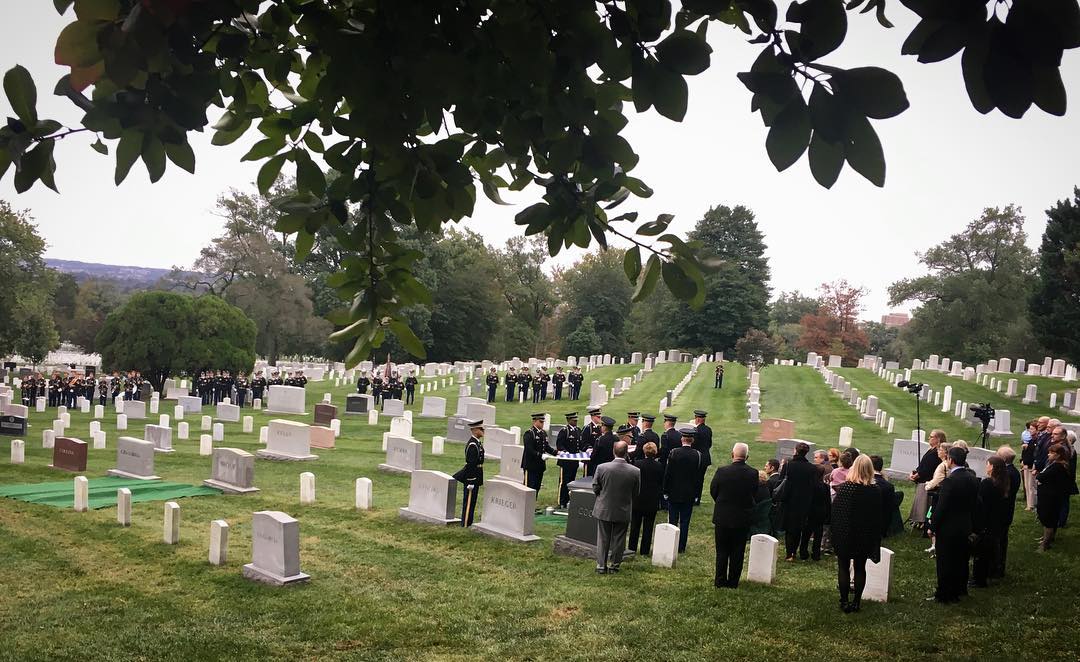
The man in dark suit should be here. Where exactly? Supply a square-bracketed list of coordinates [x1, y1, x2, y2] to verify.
[994, 445, 1023, 578]
[587, 416, 617, 476]
[521, 413, 557, 494]
[931, 446, 979, 603]
[871, 455, 898, 539]
[664, 427, 703, 553]
[693, 410, 713, 505]
[779, 442, 817, 561]
[710, 442, 760, 588]
[592, 440, 641, 574]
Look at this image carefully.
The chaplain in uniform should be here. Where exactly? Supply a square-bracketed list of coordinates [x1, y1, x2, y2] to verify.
[452, 419, 486, 527]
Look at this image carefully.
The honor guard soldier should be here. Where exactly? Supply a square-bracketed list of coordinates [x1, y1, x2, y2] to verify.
[522, 413, 557, 494]
[504, 367, 517, 402]
[632, 414, 661, 462]
[626, 411, 641, 443]
[692, 410, 714, 506]
[371, 372, 384, 405]
[552, 367, 566, 401]
[587, 416, 617, 476]
[664, 426, 703, 553]
[97, 376, 109, 407]
[235, 373, 249, 407]
[659, 414, 680, 467]
[452, 419, 486, 527]
[485, 368, 499, 403]
[569, 366, 584, 400]
[295, 370, 308, 389]
[356, 372, 370, 394]
[581, 407, 603, 455]
[517, 369, 532, 403]
[556, 412, 585, 508]
[715, 364, 724, 389]
[404, 372, 418, 404]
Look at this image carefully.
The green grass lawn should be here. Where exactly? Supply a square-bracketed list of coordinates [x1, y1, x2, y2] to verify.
[0, 361, 1077, 661]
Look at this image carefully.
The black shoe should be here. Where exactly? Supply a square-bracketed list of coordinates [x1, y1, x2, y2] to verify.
[609, 566, 620, 573]
[596, 567, 607, 575]
[847, 600, 861, 613]
[839, 599, 849, 612]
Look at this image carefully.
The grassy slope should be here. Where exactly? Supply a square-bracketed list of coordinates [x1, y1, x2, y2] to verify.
[0, 362, 1076, 661]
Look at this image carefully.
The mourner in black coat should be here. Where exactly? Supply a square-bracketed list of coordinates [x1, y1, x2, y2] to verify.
[710, 443, 760, 588]
[932, 447, 979, 603]
[830, 457, 882, 613]
[778, 443, 818, 560]
[629, 445, 665, 555]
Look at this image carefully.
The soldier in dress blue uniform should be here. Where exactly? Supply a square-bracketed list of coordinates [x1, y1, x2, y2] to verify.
[356, 372, 370, 394]
[536, 367, 550, 402]
[486, 367, 499, 403]
[632, 414, 661, 462]
[568, 366, 584, 400]
[626, 411, 641, 444]
[552, 366, 566, 401]
[517, 369, 532, 403]
[556, 412, 584, 508]
[580, 406, 603, 458]
[452, 419, 486, 527]
[404, 371, 418, 404]
[522, 412, 557, 495]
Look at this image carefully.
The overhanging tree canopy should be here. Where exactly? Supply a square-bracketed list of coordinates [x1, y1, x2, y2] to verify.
[1, 0, 1076, 365]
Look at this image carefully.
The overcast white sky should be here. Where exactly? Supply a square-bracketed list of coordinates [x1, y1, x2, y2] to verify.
[2, 3, 1079, 320]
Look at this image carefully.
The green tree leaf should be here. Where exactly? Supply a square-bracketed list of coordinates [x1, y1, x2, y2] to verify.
[832, 67, 910, 119]
[766, 98, 812, 171]
[3, 65, 38, 125]
[114, 129, 143, 185]
[651, 67, 688, 121]
[163, 141, 195, 174]
[787, 0, 847, 60]
[141, 135, 166, 183]
[54, 20, 102, 68]
[623, 245, 642, 282]
[655, 29, 712, 76]
[73, 0, 119, 21]
[808, 131, 844, 188]
[257, 154, 287, 195]
[844, 114, 885, 186]
[637, 213, 674, 236]
[388, 319, 427, 358]
[294, 230, 314, 262]
[632, 254, 662, 302]
[662, 260, 697, 300]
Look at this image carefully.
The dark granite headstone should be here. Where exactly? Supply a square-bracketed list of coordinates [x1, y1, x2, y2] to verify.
[345, 394, 372, 415]
[775, 438, 817, 463]
[446, 415, 471, 442]
[0, 414, 27, 436]
[50, 437, 88, 472]
[314, 403, 338, 427]
[553, 477, 635, 560]
[138, 383, 153, 401]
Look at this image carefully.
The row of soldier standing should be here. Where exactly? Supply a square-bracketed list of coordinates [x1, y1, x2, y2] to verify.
[356, 371, 418, 404]
[486, 365, 585, 403]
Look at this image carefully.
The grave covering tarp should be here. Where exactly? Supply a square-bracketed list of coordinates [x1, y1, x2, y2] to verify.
[0, 476, 221, 509]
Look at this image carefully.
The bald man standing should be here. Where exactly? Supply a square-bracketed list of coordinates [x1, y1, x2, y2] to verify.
[710, 443, 760, 588]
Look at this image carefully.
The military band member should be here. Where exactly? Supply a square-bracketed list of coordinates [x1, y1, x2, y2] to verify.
[123, 373, 135, 401]
[20, 374, 33, 406]
[714, 364, 724, 389]
[356, 372, 370, 395]
[268, 371, 283, 388]
[251, 371, 267, 403]
[522, 413, 557, 494]
[504, 367, 517, 402]
[536, 367, 550, 402]
[97, 376, 108, 407]
[485, 367, 499, 403]
[517, 369, 532, 403]
[556, 412, 585, 508]
[295, 370, 308, 389]
[452, 419, 486, 527]
[235, 373, 249, 408]
[587, 416, 617, 476]
[404, 372, 418, 404]
[569, 366, 584, 400]
[110, 374, 122, 404]
[387, 372, 403, 400]
[692, 409, 714, 506]
[632, 414, 660, 463]
[552, 367, 566, 401]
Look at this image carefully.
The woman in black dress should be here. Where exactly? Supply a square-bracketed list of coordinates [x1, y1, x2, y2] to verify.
[629, 442, 664, 555]
[830, 454, 881, 613]
[1037, 444, 1072, 551]
[972, 456, 1010, 586]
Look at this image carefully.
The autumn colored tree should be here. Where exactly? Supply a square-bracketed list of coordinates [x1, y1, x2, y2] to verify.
[796, 279, 869, 364]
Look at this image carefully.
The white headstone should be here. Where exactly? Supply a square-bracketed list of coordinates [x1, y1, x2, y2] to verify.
[203, 447, 258, 493]
[200, 434, 213, 456]
[861, 547, 894, 602]
[73, 476, 89, 512]
[163, 501, 180, 544]
[43, 428, 55, 448]
[216, 402, 240, 423]
[747, 534, 778, 584]
[258, 419, 317, 461]
[652, 523, 679, 568]
[209, 520, 229, 566]
[1022, 384, 1038, 404]
[355, 477, 373, 510]
[242, 511, 310, 585]
[471, 480, 540, 542]
[117, 487, 131, 526]
[94, 404, 104, 419]
[838, 426, 853, 448]
[212, 422, 224, 442]
[300, 471, 316, 504]
[379, 435, 422, 475]
[368, 410, 379, 426]
[432, 435, 445, 455]
[266, 385, 307, 414]
[108, 436, 160, 480]
[10, 439, 24, 464]
[398, 469, 460, 525]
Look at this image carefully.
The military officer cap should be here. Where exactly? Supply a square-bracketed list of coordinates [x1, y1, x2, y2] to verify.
[663, 413, 678, 422]
[679, 425, 698, 438]
[587, 406, 602, 415]
[641, 414, 656, 423]
[616, 424, 634, 436]
[627, 411, 640, 418]
[531, 412, 546, 421]
[600, 415, 616, 427]
[693, 409, 708, 418]
[466, 419, 485, 429]
[565, 412, 578, 421]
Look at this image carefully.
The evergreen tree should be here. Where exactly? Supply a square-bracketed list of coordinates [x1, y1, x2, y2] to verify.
[1031, 188, 1080, 367]
[666, 205, 771, 353]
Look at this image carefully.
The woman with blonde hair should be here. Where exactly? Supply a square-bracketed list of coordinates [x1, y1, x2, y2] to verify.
[830, 454, 882, 613]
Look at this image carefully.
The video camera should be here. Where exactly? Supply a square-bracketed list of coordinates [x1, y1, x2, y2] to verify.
[969, 402, 995, 425]
[896, 379, 923, 394]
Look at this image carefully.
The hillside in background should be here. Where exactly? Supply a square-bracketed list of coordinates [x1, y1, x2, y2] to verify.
[44, 258, 180, 290]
